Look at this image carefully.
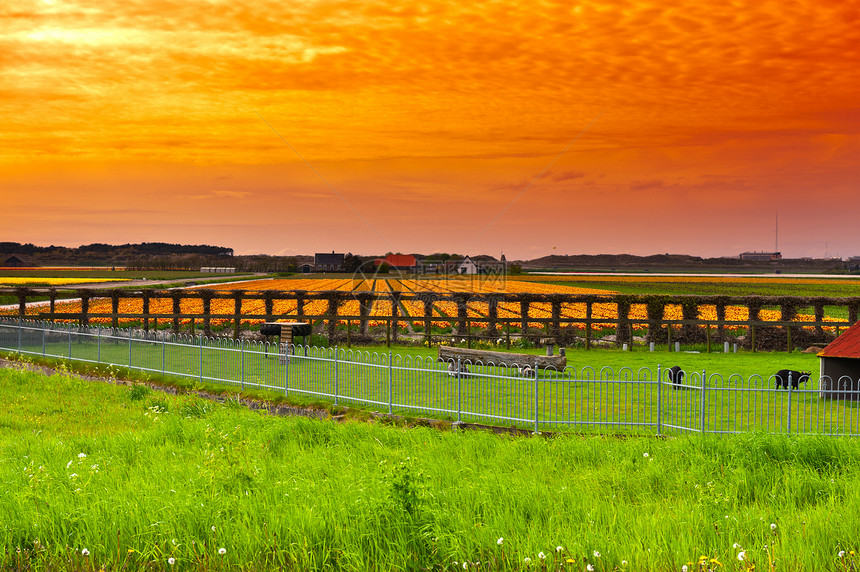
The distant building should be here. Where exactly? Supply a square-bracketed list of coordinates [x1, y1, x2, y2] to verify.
[454, 255, 480, 275]
[739, 251, 782, 261]
[2, 255, 31, 268]
[375, 254, 418, 272]
[299, 263, 314, 273]
[818, 321, 860, 400]
[314, 252, 345, 272]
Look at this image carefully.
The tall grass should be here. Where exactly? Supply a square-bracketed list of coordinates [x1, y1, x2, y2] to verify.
[3, 364, 860, 571]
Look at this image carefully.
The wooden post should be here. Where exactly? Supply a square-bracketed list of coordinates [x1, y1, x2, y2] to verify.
[585, 301, 592, 350]
[520, 299, 529, 336]
[111, 292, 120, 330]
[264, 291, 275, 323]
[16, 288, 27, 319]
[232, 291, 243, 339]
[171, 293, 181, 335]
[201, 291, 212, 338]
[326, 295, 339, 341]
[49, 289, 56, 323]
[390, 292, 400, 343]
[142, 292, 150, 333]
[551, 296, 562, 338]
[423, 296, 434, 347]
[487, 295, 499, 337]
[80, 293, 90, 328]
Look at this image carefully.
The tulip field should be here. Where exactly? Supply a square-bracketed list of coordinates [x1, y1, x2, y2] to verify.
[1, 277, 847, 336]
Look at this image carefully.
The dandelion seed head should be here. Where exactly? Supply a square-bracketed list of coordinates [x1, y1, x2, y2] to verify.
[538, 552, 546, 560]
[643, 453, 649, 458]
[78, 453, 86, 458]
[682, 566, 688, 572]
[587, 565, 594, 572]
[593, 550, 601, 558]
[523, 557, 531, 564]
[168, 557, 175, 565]
[81, 548, 89, 556]
[218, 547, 226, 555]
[737, 551, 746, 561]
[556, 545, 563, 553]
[770, 523, 777, 531]
[839, 550, 846, 558]
[497, 537, 504, 546]
[463, 562, 468, 570]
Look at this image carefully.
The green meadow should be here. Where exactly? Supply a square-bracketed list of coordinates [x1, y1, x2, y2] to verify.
[3, 363, 860, 571]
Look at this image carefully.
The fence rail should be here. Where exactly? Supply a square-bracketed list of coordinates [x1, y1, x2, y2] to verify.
[3, 288, 859, 352]
[3, 319, 860, 436]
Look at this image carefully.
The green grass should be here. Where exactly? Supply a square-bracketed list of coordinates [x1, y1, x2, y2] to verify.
[3, 364, 860, 571]
[8, 329, 858, 438]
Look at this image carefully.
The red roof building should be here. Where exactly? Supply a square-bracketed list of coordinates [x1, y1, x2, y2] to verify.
[375, 254, 417, 271]
[817, 321, 860, 400]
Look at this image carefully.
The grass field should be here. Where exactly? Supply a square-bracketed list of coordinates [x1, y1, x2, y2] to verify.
[3, 363, 860, 571]
[7, 324, 859, 438]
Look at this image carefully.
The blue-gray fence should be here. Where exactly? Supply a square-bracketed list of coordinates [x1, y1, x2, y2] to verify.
[2, 319, 859, 436]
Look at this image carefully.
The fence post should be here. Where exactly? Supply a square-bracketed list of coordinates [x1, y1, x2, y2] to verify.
[97, 326, 101, 364]
[334, 346, 339, 406]
[17, 318, 21, 353]
[128, 327, 133, 370]
[699, 369, 707, 433]
[42, 323, 46, 357]
[161, 333, 166, 377]
[388, 351, 393, 414]
[199, 336, 204, 385]
[656, 364, 662, 435]
[68, 325, 72, 360]
[457, 357, 462, 424]
[787, 371, 793, 435]
[534, 362, 540, 434]
[241, 340, 245, 391]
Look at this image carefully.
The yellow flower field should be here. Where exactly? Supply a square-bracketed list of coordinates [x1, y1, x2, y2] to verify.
[2, 277, 844, 333]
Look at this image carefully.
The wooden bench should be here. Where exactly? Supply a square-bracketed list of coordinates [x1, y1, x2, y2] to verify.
[438, 346, 567, 371]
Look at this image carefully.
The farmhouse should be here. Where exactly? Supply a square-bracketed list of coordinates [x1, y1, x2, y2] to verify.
[314, 252, 345, 272]
[299, 263, 314, 273]
[2, 254, 32, 268]
[818, 321, 860, 400]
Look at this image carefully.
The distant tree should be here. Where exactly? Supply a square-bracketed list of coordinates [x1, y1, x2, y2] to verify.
[377, 262, 390, 274]
[343, 253, 363, 273]
[508, 264, 523, 275]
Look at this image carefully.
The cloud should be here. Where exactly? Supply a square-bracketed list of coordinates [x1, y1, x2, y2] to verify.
[550, 170, 586, 182]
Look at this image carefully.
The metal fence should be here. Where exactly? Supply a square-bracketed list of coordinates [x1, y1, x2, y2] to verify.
[2, 319, 859, 436]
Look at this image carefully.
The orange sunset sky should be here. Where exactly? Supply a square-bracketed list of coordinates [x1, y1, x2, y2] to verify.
[2, 0, 859, 260]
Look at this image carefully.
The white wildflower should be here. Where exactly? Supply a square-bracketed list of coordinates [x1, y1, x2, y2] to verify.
[556, 545, 563, 553]
[497, 537, 504, 546]
[463, 562, 468, 570]
[682, 566, 688, 572]
[839, 551, 846, 558]
[643, 452, 649, 458]
[523, 557, 531, 564]
[81, 548, 89, 556]
[738, 551, 746, 561]
[168, 557, 175, 565]
[593, 550, 601, 558]
[538, 552, 546, 560]
[218, 547, 226, 555]
[78, 453, 86, 459]
[770, 523, 777, 531]
[587, 565, 595, 572]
